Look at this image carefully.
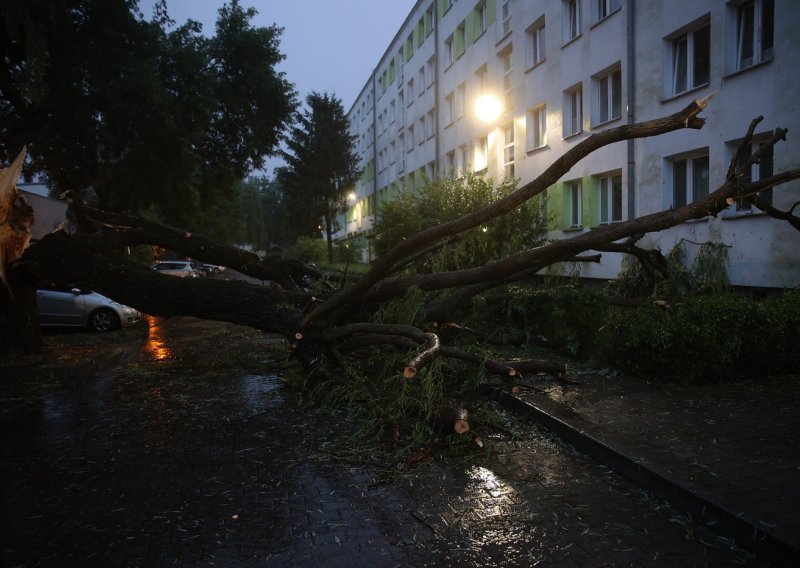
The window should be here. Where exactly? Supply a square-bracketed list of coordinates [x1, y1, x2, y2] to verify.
[390, 100, 396, 124]
[456, 22, 466, 58]
[407, 78, 414, 104]
[475, 65, 488, 94]
[525, 17, 546, 69]
[567, 180, 582, 227]
[526, 104, 547, 150]
[503, 123, 515, 179]
[669, 152, 709, 208]
[735, 0, 774, 70]
[398, 134, 406, 166]
[417, 67, 425, 96]
[445, 92, 455, 124]
[478, 2, 487, 34]
[475, 135, 488, 171]
[564, 0, 581, 43]
[501, 0, 512, 35]
[426, 108, 435, 138]
[444, 0, 454, 14]
[426, 4, 435, 36]
[597, 173, 623, 224]
[669, 22, 710, 96]
[593, 0, 620, 23]
[426, 56, 435, 89]
[501, 48, 513, 107]
[446, 35, 455, 66]
[417, 116, 425, 145]
[390, 141, 396, 164]
[593, 66, 621, 125]
[457, 82, 467, 116]
[563, 84, 583, 137]
[459, 144, 469, 176]
[446, 150, 456, 174]
[733, 138, 774, 212]
[406, 126, 414, 152]
[398, 90, 405, 124]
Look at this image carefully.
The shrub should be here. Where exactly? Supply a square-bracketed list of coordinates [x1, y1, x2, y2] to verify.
[595, 291, 800, 382]
[290, 237, 327, 263]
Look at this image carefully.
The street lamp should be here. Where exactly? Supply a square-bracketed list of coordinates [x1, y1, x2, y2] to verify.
[347, 191, 357, 203]
[474, 94, 502, 123]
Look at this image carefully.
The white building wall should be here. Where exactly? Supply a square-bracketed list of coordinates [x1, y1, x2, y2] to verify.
[342, 0, 800, 288]
[633, 0, 800, 288]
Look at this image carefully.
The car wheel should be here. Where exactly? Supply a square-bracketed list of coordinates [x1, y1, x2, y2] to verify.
[89, 308, 120, 332]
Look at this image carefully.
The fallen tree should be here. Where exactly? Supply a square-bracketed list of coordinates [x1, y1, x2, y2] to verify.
[3, 101, 800, 446]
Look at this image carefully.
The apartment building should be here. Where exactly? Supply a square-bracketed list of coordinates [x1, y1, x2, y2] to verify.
[339, 0, 800, 289]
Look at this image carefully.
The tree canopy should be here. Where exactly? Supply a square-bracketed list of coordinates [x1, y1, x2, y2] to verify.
[280, 92, 359, 258]
[0, 0, 297, 227]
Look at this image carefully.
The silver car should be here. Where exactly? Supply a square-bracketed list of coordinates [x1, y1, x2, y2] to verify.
[151, 260, 201, 278]
[36, 287, 142, 332]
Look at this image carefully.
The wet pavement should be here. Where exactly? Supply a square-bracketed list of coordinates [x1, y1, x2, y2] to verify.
[0, 317, 788, 566]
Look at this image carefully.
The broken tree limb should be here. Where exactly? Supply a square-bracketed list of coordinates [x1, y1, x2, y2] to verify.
[0, 147, 31, 288]
[303, 96, 715, 326]
[403, 332, 440, 378]
[436, 405, 470, 434]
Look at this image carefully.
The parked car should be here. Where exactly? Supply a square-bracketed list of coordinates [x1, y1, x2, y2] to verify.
[151, 260, 201, 278]
[36, 287, 142, 332]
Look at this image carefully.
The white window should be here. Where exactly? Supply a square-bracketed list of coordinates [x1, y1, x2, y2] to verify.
[417, 116, 425, 145]
[526, 104, 547, 150]
[597, 173, 623, 224]
[503, 123, 515, 179]
[501, 0, 512, 36]
[564, 0, 581, 43]
[426, 57, 435, 89]
[406, 79, 414, 105]
[563, 84, 583, 137]
[390, 141, 396, 165]
[390, 100, 396, 124]
[668, 152, 709, 208]
[593, 66, 621, 125]
[475, 65, 487, 94]
[446, 150, 456, 174]
[525, 17, 546, 69]
[445, 92, 455, 124]
[456, 23, 466, 57]
[475, 135, 488, 171]
[426, 5, 435, 36]
[417, 67, 425, 96]
[501, 48, 513, 107]
[459, 144, 469, 176]
[478, 2, 487, 34]
[567, 180, 582, 227]
[457, 82, 466, 116]
[734, 0, 774, 71]
[398, 134, 406, 167]
[669, 22, 710, 96]
[406, 126, 414, 152]
[446, 36, 455, 66]
[593, 0, 620, 23]
[731, 138, 774, 212]
[426, 108, 435, 138]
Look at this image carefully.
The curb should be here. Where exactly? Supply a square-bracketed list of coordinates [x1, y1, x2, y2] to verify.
[493, 390, 800, 567]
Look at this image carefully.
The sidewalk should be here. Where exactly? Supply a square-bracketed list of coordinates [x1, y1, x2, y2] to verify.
[0, 317, 791, 566]
[503, 371, 800, 565]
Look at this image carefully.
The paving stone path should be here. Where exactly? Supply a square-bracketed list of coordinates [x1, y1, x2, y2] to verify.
[0, 317, 775, 566]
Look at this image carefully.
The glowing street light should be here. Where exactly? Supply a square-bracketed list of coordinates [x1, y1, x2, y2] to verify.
[474, 94, 502, 123]
[347, 191, 357, 203]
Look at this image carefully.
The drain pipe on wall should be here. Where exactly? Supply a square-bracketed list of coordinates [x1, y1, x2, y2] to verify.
[626, 0, 636, 219]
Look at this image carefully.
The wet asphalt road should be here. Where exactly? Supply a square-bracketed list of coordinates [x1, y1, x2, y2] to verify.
[1, 317, 766, 567]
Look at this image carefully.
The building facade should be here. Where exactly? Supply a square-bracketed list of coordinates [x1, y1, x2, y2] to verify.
[338, 0, 799, 289]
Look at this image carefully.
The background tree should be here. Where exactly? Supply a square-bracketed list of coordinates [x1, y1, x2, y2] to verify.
[281, 92, 360, 262]
[0, 0, 296, 227]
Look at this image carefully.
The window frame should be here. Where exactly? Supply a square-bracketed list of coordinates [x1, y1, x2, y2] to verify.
[526, 103, 547, 151]
[474, 135, 489, 172]
[566, 180, 583, 228]
[592, 65, 622, 126]
[666, 19, 710, 98]
[525, 16, 546, 70]
[563, 84, 583, 138]
[503, 123, 515, 179]
[665, 149, 710, 209]
[596, 172, 623, 224]
[563, 0, 581, 44]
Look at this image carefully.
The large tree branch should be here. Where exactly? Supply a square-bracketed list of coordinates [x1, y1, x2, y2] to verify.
[304, 95, 715, 326]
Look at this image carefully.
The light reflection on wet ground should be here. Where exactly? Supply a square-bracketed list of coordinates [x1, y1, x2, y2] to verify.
[144, 315, 171, 361]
